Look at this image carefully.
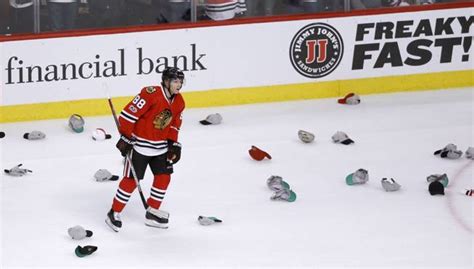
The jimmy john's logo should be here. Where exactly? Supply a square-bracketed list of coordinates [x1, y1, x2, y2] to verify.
[290, 23, 343, 78]
[153, 109, 172, 130]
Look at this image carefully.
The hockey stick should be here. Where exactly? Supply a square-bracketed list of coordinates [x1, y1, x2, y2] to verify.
[107, 97, 148, 209]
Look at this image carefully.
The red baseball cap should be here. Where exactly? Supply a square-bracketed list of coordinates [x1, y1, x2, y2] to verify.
[248, 145, 272, 161]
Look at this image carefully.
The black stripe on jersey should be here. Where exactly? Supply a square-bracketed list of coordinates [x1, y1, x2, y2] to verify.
[134, 144, 168, 151]
[152, 188, 166, 194]
[118, 189, 131, 199]
[115, 192, 130, 203]
[120, 111, 137, 123]
[134, 137, 167, 147]
[151, 188, 166, 196]
[150, 192, 164, 200]
[134, 138, 168, 151]
[135, 144, 167, 149]
[206, 4, 239, 12]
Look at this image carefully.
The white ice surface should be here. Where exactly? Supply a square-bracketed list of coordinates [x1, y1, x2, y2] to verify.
[1, 88, 473, 269]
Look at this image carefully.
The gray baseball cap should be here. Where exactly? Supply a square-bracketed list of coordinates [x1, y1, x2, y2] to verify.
[298, 130, 315, 143]
[332, 131, 354, 145]
[94, 169, 119, 182]
[68, 225, 93, 240]
[23, 131, 46, 140]
[199, 113, 222, 125]
[381, 178, 401, 192]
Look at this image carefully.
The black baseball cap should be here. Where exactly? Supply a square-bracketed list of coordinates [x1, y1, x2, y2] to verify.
[429, 181, 445, 195]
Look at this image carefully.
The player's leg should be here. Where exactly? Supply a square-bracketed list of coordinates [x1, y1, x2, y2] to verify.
[106, 150, 149, 232]
[144, 153, 173, 228]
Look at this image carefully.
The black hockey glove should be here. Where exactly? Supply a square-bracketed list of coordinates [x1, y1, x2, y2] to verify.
[167, 140, 182, 164]
[116, 135, 133, 157]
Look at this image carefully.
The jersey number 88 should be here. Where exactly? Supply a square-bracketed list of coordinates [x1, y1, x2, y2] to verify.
[132, 95, 146, 109]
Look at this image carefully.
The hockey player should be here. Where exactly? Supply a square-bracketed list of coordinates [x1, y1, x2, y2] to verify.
[106, 67, 185, 232]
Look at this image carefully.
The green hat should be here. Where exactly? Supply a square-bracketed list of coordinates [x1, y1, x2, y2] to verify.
[286, 190, 297, 202]
[69, 114, 85, 133]
[346, 169, 369, 185]
[75, 245, 97, 258]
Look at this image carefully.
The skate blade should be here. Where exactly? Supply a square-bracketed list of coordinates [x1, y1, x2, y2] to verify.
[145, 219, 168, 229]
[105, 218, 120, 232]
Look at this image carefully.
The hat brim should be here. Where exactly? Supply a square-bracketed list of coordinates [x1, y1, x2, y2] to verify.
[287, 190, 297, 202]
[341, 139, 354, 145]
[73, 127, 84, 133]
[264, 152, 272, 160]
[199, 120, 212, 125]
[345, 174, 355, 185]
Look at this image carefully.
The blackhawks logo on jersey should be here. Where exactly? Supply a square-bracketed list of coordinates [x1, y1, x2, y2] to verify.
[153, 109, 172, 130]
[146, 86, 156, 94]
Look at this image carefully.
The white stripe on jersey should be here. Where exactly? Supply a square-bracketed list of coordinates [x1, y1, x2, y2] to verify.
[132, 134, 168, 157]
[120, 110, 138, 123]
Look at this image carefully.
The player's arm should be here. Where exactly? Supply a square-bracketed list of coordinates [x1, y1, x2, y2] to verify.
[118, 87, 155, 137]
[116, 87, 155, 156]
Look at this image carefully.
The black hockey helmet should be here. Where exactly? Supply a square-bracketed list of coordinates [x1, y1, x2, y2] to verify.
[162, 67, 184, 83]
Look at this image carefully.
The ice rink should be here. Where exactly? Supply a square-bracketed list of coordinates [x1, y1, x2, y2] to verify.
[1, 88, 473, 268]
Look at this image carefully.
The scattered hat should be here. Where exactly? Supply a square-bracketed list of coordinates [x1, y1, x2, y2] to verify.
[68, 225, 93, 240]
[267, 175, 290, 192]
[338, 93, 360, 105]
[23, 131, 46, 140]
[94, 169, 119, 182]
[0, 131, 5, 139]
[4, 164, 32, 177]
[69, 114, 85, 133]
[429, 181, 445, 195]
[248, 145, 272, 161]
[382, 0, 402, 7]
[465, 147, 474, 160]
[75, 245, 98, 258]
[346, 169, 369, 185]
[381, 178, 401, 192]
[198, 216, 223, 226]
[199, 113, 222, 125]
[271, 188, 297, 202]
[298, 130, 315, 143]
[426, 174, 449, 187]
[433, 143, 462, 159]
[332, 131, 354, 145]
[92, 128, 112, 141]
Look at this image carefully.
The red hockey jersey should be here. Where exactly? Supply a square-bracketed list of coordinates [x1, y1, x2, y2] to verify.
[118, 85, 185, 156]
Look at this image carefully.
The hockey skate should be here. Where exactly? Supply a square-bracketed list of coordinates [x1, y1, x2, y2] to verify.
[105, 209, 122, 232]
[145, 207, 169, 229]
